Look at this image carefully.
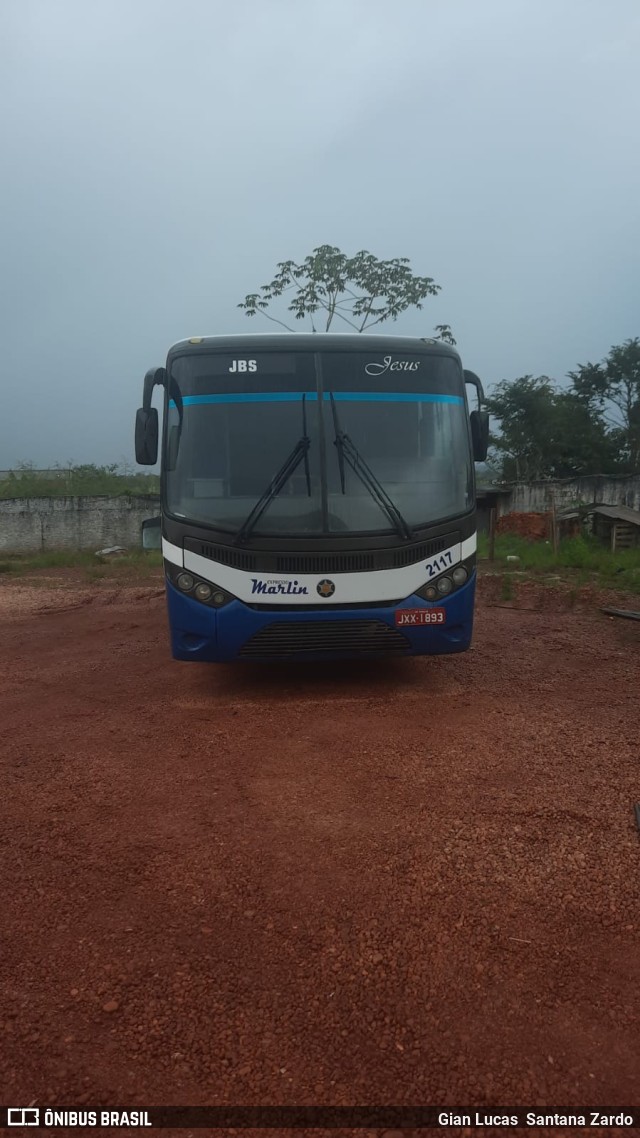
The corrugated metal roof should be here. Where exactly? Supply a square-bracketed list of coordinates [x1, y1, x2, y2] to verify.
[591, 504, 640, 526]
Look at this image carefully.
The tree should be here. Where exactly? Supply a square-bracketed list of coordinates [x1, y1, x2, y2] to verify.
[238, 244, 455, 342]
[486, 376, 555, 480]
[550, 390, 620, 477]
[486, 375, 618, 480]
[569, 338, 640, 472]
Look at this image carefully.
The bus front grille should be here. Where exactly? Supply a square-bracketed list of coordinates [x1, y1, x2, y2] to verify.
[185, 532, 459, 574]
[238, 619, 410, 658]
[275, 552, 376, 573]
[392, 536, 450, 567]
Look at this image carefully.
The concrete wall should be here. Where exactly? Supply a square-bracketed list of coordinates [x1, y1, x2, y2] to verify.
[2, 475, 639, 553]
[0, 495, 161, 554]
[497, 474, 640, 516]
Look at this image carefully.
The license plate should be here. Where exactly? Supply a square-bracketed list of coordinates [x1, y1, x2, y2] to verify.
[395, 608, 446, 626]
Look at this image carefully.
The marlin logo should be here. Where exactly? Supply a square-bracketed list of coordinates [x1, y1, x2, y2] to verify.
[251, 579, 309, 596]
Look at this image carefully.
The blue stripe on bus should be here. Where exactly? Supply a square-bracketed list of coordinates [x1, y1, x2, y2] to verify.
[169, 392, 464, 408]
[328, 392, 463, 404]
[178, 392, 308, 406]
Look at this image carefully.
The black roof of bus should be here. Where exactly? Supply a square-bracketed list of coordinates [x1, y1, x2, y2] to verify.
[166, 333, 461, 362]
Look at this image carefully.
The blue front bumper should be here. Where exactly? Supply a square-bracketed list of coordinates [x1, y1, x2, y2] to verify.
[165, 574, 476, 663]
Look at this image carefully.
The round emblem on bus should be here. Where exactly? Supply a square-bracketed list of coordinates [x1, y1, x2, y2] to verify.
[317, 578, 335, 598]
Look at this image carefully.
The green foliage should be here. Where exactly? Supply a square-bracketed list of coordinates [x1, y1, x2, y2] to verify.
[1, 549, 99, 569]
[0, 549, 163, 576]
[478, 532, 640, 593]
[569, 337, 640, 471]
[487, 338, 640, 480]
[0, 463, 160, 499]
[238, 244, 455, 341]
[486, 376, 618, 479]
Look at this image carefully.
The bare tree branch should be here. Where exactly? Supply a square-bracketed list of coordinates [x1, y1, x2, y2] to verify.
[252, 308, 296, 332]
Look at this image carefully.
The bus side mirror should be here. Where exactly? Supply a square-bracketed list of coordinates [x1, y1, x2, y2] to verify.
[470, 410, 489, 462]
[142, 515, 162, 550]
[135, 407, 159, 465]
[135, 366, 166, 465]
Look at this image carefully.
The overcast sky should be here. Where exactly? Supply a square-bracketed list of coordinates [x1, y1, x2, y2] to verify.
[1, 0, 639, 467]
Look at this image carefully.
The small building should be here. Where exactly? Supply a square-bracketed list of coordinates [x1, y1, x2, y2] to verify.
[476, 485, 512, 534]
[590, 504, 640, 551]
[554, 508, 584, 540]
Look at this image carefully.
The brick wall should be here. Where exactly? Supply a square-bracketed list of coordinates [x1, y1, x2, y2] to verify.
[496, 512, 551, 540]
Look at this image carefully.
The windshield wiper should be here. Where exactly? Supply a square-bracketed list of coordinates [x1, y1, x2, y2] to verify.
[235, 394, 312, 544]
[329, 392, 414, 542]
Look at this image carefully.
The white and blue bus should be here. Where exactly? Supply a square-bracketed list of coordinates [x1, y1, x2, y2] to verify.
[135, 334, 489, 663]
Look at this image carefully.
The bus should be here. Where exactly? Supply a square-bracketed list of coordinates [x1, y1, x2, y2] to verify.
[135, 333, 489, 663]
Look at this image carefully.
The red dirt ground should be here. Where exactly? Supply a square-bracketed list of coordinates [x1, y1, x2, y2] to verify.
[1, 573, 639, 1138]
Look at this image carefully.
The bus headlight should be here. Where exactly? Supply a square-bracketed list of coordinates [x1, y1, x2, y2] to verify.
[416, 554, 476, 602]
[177, 572, 195, 592]
[165, 561, 235, 608]
[436, 576, 453, 595]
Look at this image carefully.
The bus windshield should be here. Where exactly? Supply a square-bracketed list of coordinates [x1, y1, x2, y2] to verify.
[164, 349, 474, 536]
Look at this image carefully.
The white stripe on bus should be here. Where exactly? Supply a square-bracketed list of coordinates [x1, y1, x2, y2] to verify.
[162, 538, 184, 567]
[180, 532, 477, 606]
